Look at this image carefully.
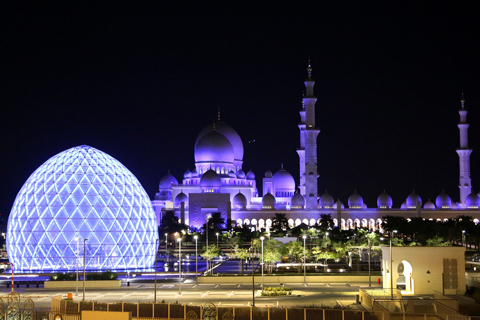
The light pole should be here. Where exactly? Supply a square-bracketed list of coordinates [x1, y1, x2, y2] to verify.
[178, 238, 182, 295]
[83, 238, 88, 301]
[390, 230, 397, 299]
[216, 232, 219, 248]
[165, 233, 168, 263]
[303, 235, 307, 286]
[251, 246, 256, 307]
[206, 215, 210, 273]
[75, 237, 79, 296]
[154, 238, 159, 303]
[194, 235, 198, 285]
[462, 230, 466, 247]
[368, 236, 371, 288]
[260, 236, 264, 290]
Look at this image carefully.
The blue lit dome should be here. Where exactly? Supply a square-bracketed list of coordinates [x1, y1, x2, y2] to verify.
[424, 199, 436, 209]
[406, 191, 422, 208]
[246, 170, 255, 180]
[7, 145, 158, 271]
[435, 191, 451, 209]
[262, 193, 276, 209]
[174, 192, 188, 207]
[195, 131, 234, 164]
[233, 192, 247, 209]
[320, 192, 334, 208]
[466, 192, 479, 208]
[200, 169, 222, 188]
[236, 169, 246, 179]
[377, 191, 393, 208]
[159, 172, 178, 189]
[348, 191, 364, 209]
[273, 167, 295, 197]
[265, 170, 273, 178]
[291, 193, 305, 208]
[228, 170, 237, 178]
[183, 170, 192, 179]
[195, 121, 244, 162]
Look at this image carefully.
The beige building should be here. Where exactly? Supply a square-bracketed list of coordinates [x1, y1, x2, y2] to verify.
[381, 246, 466, 296]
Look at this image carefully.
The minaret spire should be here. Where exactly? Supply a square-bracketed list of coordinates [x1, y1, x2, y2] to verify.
[297, 59, 320, 209]
[217, 107, 221, 121]
[456, 93, 473, 207]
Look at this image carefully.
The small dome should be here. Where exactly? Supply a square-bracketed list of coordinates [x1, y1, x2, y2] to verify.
[291, 193, 305, 208]
[247, 170, 255, 180]
[424, 199, 436, 209]
[265, 170, 273, 178]
[228, 170, 236, 178]
[233, 192, 247, 209]
[436, 191, 452, 209]
[191, 169, 199, 177]
[333, 201, 345, 210]
[320, 192, 334, 208]
[401, 202, 407, 209]
[348, 191, 364, 209]
[200, 169, 222, 188]
[406, 191, 422, 208]
[377, 191, 393, 208]
[273, 168, 295, 191]
[174, 192, 188, 207]
[159, 173, 178, 190]
[183, 170, 192, 179]
[195, 131, 234, 164]
[262, 192, 276, 209]
[466, 192, 480, 208]
[236, 169, 246, 179]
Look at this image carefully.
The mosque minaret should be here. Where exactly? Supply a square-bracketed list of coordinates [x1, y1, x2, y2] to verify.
[297, 61, 320, 209]
[457, 94, 473, 207]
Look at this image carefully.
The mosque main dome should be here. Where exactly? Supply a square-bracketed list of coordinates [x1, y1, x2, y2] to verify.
[7, 145, 158, 271]
[195, 130, 235, 164]
[195, 121, 244, 162]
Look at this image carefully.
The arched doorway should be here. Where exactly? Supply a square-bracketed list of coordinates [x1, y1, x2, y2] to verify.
[396, 260, 414, 294]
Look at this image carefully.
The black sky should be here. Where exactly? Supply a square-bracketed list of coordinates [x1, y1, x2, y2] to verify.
[1, 2, 480, 217]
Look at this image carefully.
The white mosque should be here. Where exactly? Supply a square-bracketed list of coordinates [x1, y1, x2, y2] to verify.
[152, 64, 480, 231]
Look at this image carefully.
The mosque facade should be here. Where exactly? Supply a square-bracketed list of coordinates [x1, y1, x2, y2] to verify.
[152, 65, 480, 231]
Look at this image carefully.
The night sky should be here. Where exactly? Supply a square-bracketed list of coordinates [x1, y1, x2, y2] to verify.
[2, 2, 480, 218]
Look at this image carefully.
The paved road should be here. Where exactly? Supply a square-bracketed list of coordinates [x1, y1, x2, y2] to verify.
[0, 279, 380, 310]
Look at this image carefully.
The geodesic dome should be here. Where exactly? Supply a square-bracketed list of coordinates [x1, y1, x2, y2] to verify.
[7, 145, 158, 271]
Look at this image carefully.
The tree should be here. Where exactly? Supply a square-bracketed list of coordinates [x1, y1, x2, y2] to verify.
[201, 245, 220, 275]
[286, 241, 309, 273]
[426, 236, 451, 247]
[262, 239, 284, 274]
[318, 213, 334, 231]
[271, 213, 288, 234]
[159, 210, 188, 236]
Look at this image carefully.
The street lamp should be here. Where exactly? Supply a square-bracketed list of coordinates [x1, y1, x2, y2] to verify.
[216, 232, 219, 248]
[194, 235, 198, 285]
[303, 235, 307, 286]
[260, 236, 264, 290]
[165, 233, 168, 263]
[154, 238, 159, 303]
[389, 230, 397, 299]
[462, 230, 466, 247]
[206, 215, 210, 273]
[83, 238, 88, 301]
[178, 238, 182, 295]
[75, 237, 79, 296]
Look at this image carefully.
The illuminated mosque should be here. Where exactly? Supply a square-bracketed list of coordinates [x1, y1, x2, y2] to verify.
[152, 63, 480, 231]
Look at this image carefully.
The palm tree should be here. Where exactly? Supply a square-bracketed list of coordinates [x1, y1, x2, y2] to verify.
[318, 213, 334, 231]
[272, 213, 288, 234]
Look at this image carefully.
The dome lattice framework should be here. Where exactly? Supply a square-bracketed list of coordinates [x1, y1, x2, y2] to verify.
[7, 145, 158, 271]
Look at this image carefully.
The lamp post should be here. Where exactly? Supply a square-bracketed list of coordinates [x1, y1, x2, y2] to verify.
[303, 235, 307, 286]
[194, 235, 198, 285]
[206, 215, 210, 273]
[83, 238, 88, 301]
[368, 236, 371, 288]
[390, 230, 397, 299]
[462, 230, 466, 247]
[216, 232, 219, 248]
[165, 233, 168, 263]
[75, 237, 79, 296]
[154, 238, 159, 303]
[178, 238, 182, 295]
[251, 246, 256, 307]
[260, 236, 264, 290]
